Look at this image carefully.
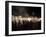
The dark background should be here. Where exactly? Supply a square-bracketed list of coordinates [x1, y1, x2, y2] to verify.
[12, 6, 41, 31]
[12, 6, 41, 17]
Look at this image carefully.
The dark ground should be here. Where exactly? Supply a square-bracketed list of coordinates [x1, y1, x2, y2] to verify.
[12, 21, 41, 31]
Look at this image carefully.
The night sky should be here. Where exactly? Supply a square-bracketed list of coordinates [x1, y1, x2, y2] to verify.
[12, 6, 41, 17]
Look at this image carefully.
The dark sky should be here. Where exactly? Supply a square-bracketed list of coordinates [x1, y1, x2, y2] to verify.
[12, 6, 41, 17]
